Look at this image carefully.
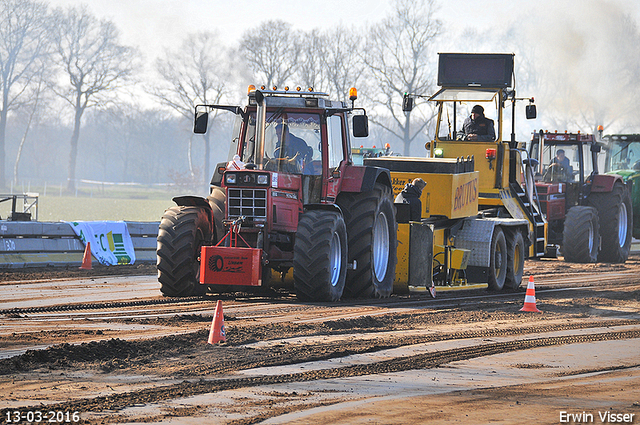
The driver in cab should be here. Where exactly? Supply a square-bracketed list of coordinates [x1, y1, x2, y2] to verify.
[274, 123, 313, 163]
[457, 104, 496, 142]
[547, 149, 573, 181]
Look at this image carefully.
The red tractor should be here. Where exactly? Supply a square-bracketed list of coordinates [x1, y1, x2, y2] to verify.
[529, 130, 633, 263]
[156, 86, 397, 301]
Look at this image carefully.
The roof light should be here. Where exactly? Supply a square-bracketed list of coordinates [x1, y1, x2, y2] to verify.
[284, 86, 289, 91]
[597, 125, 604, 131]
[296, 86, 301, 91]
[260, 85, 266, 90]
[349, 87, 358, 101]
[385, 143, 390, 149]
[308, 87, 313, 92]
[272, 86, 277, 90]
[247, 85, 256, 95]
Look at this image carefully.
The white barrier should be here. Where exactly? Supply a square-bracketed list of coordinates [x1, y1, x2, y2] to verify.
[0, 221, 159, 268]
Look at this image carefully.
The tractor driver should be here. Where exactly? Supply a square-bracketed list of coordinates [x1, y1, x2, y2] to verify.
[549, 149, 573, 180]
[274, 123, 313, 164]
[457, 104, 496, 142]
[543, 149, 572, 181]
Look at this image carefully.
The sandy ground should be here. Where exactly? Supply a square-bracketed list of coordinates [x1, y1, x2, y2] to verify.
[0, 257, 639, 424]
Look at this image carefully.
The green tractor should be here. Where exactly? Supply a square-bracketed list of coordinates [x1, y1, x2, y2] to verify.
[603, 133, 640, 240]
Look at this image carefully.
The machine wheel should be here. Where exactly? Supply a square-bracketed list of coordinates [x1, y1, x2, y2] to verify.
[487, 227, 507, 291]
[505, 229, 525, 290]
[339, 183, 397, 298]
[157, 206, 212, 297]
[562, 206, 599, 263]
[293, 210, 347, 302]
[207, 185, 226, 243]
[587, 182, 632, 263]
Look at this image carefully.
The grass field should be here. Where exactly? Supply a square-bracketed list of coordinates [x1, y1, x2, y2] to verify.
[1, 185, 207, 222]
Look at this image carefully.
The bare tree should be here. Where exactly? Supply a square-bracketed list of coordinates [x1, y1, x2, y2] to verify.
[13, 60, 51, 186]
[0, 0, 50, 189]
[240, 20, 301, 88]
[362, 0, 441, 155]
[49, 6, 136, 192]
[297, 29, 328, 92]
[152, 31, 233, 186]
[320, 26, 367, 101]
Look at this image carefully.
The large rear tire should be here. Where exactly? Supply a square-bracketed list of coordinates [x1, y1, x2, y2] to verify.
[587, 182, 632, 263]
[487, 227, 507, 291]
[157, 206, 212, 297]
[505, 228, 525, 290]
[339, 183, 397, 298]
[293, 210, 347, 302]
[562, 206, 599, 263]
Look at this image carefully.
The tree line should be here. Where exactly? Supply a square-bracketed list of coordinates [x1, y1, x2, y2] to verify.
[1, 0, 443, 192]
[3, 0, 640, 194]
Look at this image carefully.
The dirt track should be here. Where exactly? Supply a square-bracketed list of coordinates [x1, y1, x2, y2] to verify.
[1, 257, 639, 424]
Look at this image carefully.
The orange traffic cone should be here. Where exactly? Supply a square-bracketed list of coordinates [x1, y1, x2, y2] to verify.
[208, 300, 226, 344]
[520, 275, 541, 312]
[79, 242, 92, 270]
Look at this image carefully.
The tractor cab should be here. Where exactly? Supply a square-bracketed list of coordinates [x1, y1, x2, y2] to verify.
[528, 131, 604, 240]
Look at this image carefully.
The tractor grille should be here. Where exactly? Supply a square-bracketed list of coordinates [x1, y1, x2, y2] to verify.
[227, 188, 267, 220]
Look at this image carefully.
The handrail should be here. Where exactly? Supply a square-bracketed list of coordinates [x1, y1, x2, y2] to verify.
[0, 193, 39, 221]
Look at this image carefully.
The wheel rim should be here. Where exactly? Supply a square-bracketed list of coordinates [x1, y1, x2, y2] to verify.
[329, 231, 342, 287]
[618, 204, 628, 247]
[514, 239, 522, 276]
[587, 221, 594, 252]
[494, 241, 503, 276]
[372, 211, 390, 282]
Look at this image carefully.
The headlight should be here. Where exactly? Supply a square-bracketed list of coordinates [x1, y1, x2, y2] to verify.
[257, 174, 269, 185]
[226, 173, 236, 184]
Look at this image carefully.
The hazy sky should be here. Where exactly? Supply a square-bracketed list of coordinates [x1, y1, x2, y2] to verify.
[43, 0, 529, 58]
[43, 0, 640, 67]
[42, 0, 640, 134]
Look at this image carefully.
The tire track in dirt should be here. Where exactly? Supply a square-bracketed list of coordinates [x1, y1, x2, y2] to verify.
[4, 328, 637, 420]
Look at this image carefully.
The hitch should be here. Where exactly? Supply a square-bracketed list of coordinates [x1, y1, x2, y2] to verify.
[200, 216, 263, 286]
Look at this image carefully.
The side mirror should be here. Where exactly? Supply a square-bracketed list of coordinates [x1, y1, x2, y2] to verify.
[194, 111, 209, 134]
[353, 114, 369, 138]
[402, 94, 414, 112]
[525, 104, 537, 120]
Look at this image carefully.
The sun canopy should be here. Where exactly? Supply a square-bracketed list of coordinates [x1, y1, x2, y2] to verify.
[429, 87, 499, 103]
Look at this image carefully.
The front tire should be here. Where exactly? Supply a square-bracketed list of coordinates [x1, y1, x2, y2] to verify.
[293, 210, 347, 302]
[157, 206, 212, 297]
[562, 206, 599, 263]
[339, 183, 397, 298]
[587, 182, 632, 263]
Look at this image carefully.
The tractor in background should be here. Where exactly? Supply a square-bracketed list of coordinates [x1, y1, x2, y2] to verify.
[602, 133, 640, 240]
[529, 130, 632, 263]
